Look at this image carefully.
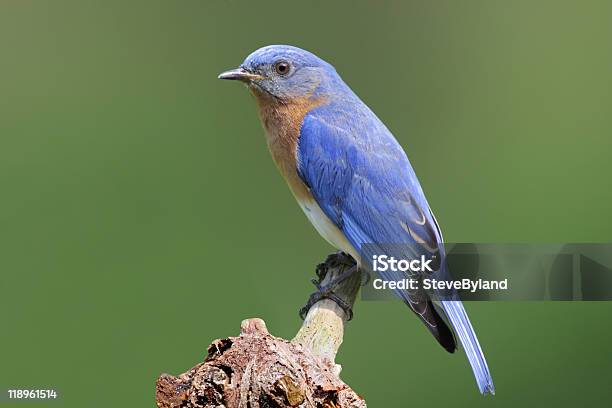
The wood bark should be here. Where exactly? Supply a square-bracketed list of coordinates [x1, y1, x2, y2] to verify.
[156, 254, 366, 408]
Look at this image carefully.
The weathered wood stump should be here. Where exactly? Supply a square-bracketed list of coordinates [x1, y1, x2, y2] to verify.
[156, 254, 366, 408]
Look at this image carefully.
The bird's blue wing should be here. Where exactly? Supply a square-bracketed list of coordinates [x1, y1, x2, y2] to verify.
[297, 102, 440, 259]
[296, 101, 453, 345]
[297, 101, 495, 394]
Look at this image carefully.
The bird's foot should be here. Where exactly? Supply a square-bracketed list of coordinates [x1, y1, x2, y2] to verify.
[360, 269, 371, 286]
[299, 252, 358, 321]
[322, 251, 370, 286]
[315, 252, 355, 280]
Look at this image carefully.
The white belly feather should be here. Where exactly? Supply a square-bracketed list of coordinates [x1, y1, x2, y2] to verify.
[296, 197, 358, 260]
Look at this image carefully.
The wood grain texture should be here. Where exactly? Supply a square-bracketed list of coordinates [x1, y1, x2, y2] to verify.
[155, 255, 365, 408]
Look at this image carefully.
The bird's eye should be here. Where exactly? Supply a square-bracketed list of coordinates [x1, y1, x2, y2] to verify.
[274, 61, 290, 76]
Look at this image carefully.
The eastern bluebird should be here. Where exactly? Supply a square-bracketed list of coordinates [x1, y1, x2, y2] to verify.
[219, 45, 494, 395]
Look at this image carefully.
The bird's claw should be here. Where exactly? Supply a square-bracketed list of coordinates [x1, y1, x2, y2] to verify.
[314, 251, 352, 281]
[326, 251, 355, 268]
[299, 252, 357, 321]
[315, 262, 328, 282]
[360, 270, 371, 286]
[299, 280, 354, 321]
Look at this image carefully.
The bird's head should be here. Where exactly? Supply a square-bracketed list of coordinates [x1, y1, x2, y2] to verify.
[218, 45, 341, 101]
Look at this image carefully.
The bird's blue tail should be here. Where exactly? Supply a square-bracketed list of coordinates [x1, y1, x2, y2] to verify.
[441, 300, 495, 395]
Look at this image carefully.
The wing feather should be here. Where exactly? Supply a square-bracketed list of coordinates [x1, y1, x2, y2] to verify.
[297, 102, 455, 352]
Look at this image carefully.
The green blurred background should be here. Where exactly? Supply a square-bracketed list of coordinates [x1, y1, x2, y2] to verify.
[1, 1, 611, 407]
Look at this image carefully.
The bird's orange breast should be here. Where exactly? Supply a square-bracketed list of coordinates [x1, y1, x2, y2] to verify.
[252, 90, 324, 202]
[250, 90, 358, 259]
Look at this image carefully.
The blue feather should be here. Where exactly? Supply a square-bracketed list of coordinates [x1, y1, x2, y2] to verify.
[298, 96, 495, 394]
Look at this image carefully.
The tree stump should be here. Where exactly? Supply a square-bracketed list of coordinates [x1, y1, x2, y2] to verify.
[156, 254, 366, 408]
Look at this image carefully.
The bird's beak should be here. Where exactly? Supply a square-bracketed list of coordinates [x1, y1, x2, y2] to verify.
[217, 67, 263, 82]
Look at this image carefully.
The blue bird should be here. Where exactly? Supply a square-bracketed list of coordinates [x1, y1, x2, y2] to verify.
[219, 45, 494, 395]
